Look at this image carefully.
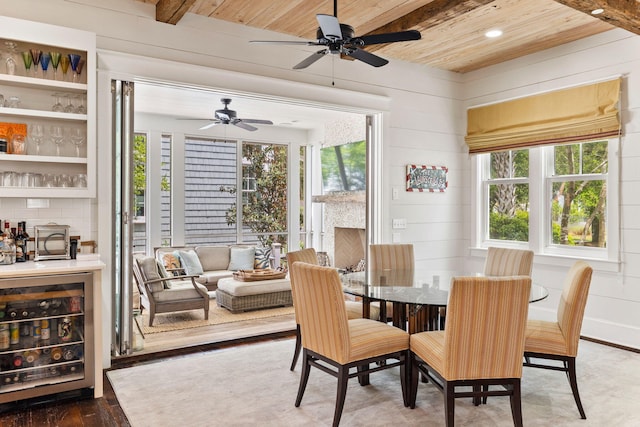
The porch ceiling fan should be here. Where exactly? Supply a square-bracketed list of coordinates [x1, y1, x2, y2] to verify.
[187, 98, 274, 132]
[250, 0, 421, 69]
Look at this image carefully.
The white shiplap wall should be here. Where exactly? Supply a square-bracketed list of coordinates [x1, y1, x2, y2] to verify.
[462, 28, 640, 349]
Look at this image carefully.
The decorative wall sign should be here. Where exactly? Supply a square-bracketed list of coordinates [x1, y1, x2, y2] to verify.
[406, 165, 448, 192]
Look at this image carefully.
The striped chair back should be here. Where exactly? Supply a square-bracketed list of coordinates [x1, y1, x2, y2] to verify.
[289, 261, 351, 364]
[483, 247, 534, 276]
[286, 248, 319, 324]
[557, 261, 593, 356]
[369, 244, 414, 286]
[443, 275, 531, 380]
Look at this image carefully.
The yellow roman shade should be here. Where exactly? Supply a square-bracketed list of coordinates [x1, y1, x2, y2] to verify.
[465, 78, 621, 154]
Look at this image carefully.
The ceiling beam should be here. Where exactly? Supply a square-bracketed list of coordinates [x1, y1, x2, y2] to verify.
[553, 0, 640, 36]
[156, 0, 196, 25]
[363, 0, 495, 52]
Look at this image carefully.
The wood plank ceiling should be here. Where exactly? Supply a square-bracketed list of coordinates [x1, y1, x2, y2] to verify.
[140, 0, 639, 73]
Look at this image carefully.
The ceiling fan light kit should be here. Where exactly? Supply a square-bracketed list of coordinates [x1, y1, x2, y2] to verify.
[250, 0, 421, 70]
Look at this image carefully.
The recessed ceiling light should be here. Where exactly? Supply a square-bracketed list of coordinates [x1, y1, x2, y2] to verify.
[485, 29, 503, 38]
[591, 8, 604, 15]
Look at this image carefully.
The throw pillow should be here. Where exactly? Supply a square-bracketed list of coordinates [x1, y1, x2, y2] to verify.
[254, 246, 271, 269]
[162, 253, 182, 276]
[228, 246, 256, 271]
[176, 249, 204, 276]
[138, 257, 164, 293]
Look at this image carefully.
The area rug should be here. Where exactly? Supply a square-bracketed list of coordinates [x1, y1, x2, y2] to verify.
[107, 338, 640, 427]
[139, 304, 295, 334]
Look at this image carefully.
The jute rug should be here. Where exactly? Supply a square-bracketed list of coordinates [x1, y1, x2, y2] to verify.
[139, 304, 295, 334]
[107, 338, 640, 427]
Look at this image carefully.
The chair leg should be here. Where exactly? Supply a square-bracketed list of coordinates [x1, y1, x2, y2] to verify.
[566, 357, 587, 419]
[510, 379, 523, 427]
[290, 324, 301, 371]
[400, 350, 409, 407]
[357, 363, 370, 386]
[203, 307, 209, 320]
[333, 365, 349, 427]
[444, 381, 455, 427]
[409, 353, 419, 409]
[295, 349, 311, 407]
[149, 311, 155, 326]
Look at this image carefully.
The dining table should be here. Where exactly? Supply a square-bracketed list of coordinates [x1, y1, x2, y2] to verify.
[341, 269, 549, 334]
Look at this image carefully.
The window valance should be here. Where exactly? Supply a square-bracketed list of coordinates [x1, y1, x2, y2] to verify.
[465, 78, 621, 154]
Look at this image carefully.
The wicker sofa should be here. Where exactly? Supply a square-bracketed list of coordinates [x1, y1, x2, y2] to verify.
[155, 245, 268, 291]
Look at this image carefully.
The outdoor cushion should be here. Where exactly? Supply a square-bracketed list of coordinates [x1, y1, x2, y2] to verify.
[138, 257, 164, 293]
[195, 246, 232, 271]
[228, 246, 256, 271]
[254, 246, 271, 269]
[176, 249, 204, 275]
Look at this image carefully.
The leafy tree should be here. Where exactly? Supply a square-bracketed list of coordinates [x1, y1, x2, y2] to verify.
[220, 143, 288, 248]
[133, 134, 170, 217]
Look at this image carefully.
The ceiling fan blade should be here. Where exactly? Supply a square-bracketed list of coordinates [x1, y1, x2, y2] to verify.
[316, 14, 342, 41]
[240, 119, 273, 125]
[293, 50, 328, 69]
[356, 30, 421, 46]
[199, 121, 220, 130]
[347, 48, 388, 67]
[233, 120, 258, 131]
[250, 40, 320, 46]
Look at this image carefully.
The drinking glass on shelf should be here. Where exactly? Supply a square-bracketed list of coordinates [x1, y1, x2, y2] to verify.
[21, 51, 33, 76]
[40, 52, 51, 79]
[60, 55, 70, 81]
[52, 93, 64, 112]
[69, 128, 85, 157]
[50, 125, 64, 156]
[75, 94, 87, 114]
[30, 49, 42, 78]
[10, 134, 26, 155]
[3, 41, 19, 75]
[63, 94, 75, 113]
[29, 124, 44, 155]
[50, 51, 61, 80]
[68, 54, 81, 83]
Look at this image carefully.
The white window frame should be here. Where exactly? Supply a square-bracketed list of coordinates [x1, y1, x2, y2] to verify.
[471, 138, 620, 271]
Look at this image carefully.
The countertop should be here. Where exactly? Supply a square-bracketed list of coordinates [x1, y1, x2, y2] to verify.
[0, 256, 105, 278]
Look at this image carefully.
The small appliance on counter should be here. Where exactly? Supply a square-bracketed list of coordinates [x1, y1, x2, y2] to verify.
[34, 224, 70, 261]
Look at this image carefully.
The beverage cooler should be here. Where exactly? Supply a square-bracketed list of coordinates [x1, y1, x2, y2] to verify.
[0, 272, 94, 403]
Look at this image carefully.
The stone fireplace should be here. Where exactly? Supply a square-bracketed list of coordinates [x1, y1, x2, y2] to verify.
[312, 191, 366, 269]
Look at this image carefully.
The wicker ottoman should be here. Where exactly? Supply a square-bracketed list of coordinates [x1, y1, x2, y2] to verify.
[216, 277, 292, 313]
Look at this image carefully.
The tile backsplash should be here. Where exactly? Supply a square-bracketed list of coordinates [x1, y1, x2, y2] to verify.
[0, 197, 97, 250]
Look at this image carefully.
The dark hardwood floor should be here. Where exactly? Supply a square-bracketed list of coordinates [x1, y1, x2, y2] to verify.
[0, 325, 295, 426]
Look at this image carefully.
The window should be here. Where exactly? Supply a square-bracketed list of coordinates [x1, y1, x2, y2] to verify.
[475, 138, 618, 261]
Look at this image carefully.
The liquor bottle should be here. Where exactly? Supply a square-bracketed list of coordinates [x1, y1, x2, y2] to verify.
[41, 318, 51, 342]
[50, 347, 63, 362]
[0, 324, 9, 350]
[58, 317, 73, 342]
[15, 223, 27, 262]
[9, 322, 19, 345]
[12, 352, 23, 369]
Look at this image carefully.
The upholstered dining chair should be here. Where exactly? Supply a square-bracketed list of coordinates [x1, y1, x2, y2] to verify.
[132, 254, 209, 326]
[289, 261, 410, 427]
[286, 248, 380, 371]
[483, 246, 534, 276]
[368, 244, 415, 321]
[409, 275, 532, 427]
[523, 261, 593, 419]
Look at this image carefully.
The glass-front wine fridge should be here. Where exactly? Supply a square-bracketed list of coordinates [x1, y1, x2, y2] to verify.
[0, 273, 94, 403]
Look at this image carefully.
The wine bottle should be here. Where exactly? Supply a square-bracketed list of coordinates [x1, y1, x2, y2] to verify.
[15, 223, 27, 262]
[9, 322, 19, 345]
[0, 324, 9, 350]
[12, 352, 23, 368]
